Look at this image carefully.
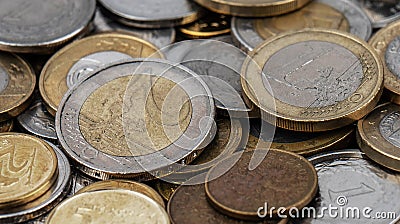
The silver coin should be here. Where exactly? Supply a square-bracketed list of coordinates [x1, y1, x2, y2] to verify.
[92, 9, 176, 49]
[0, 0, 96, 54]
[56, 59, 215, 180]
[0, 142, 71, 224]
[67, 172, 96, 197]
[351, 0, 400, 28]
[292, 149, 400, 223]
[98, 0, 203, 28]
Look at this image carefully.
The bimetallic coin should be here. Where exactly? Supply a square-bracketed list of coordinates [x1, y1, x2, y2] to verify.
[193, 0, 311, 17]
[0, 119, 13, 133]
[179, 13, 231, 39]
[242, 29, 383, 132]
[205, 150, 318, 221]
[0, 141, 71, 224]
[98, 0, 204, 28]
[357, 103, 400, 171]
[352, 0, 400, 28]
[0, 52, 35, 122]
[369, 20, 400, 105]
[46, 190, 170, 224]
[0, 133, 58, 209]
[39, 33, 163, 116]
[155, 181, 180, 201]
[92, 9, 176, 49]
[0, 0, 95, 53]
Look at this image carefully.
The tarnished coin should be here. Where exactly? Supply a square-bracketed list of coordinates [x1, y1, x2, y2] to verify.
[205, 150, 318, 221]
[0, 141, 70, 224]
[351, 0, 400, 28]
[179, 13, 231, 39]
[242, 29, 383, 132]
[369, 20, 400, 105]
[56, 59, 215, 180]
[0, 0, 96, 53]
[46, 189, 170, 224]
[357, 103, 400, 172]
[98, 0, 203, 28]
[232, 0, 371, 52]
[0, 52, 35, 122]
[292, 149, 400, 223]
[0, 133, 58, 209]
[0, 120, 13, 133]
[92, 9, 176, 49]
[193, 0, 311, 17]
[39, 33, 163, 116]
[155, 181, 180, 201]
[76, 180, 165, 207]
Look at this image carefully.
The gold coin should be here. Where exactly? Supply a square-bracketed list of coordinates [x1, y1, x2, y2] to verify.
[0, 133, 58, 209]
[369, 20, 400, 105]
[179, 13, 231, 39]
[39, 32, 163, 116]
[357, 103, 400, 172]
[0, 52, 35, 122]
[193, 0, 311, 17]
[155, 181, 180, 201]
[76, 180, 165, 207]
[0, 119, 13, 133]
[46, 189, 170, 224]
[242, 29, 383, 132]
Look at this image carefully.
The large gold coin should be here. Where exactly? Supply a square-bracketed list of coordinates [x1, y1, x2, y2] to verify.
[0, 133, 58, 209]
[242, 29, 383, 132]
[39, 32, 163, 116]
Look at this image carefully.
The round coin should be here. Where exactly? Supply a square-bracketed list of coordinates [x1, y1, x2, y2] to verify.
[98, 0, 204, 28]
[46, 189, 170, 224]
[242, 29, 383, 132]
[56, 59, 215, 180]
[179, 13, 231, 39]
[351, 0, 400, 28]
[193, 0, 311, 17]
[39, 33, 163, 116]
[205, 149, 318, 221]
[0, 120, 13, 133]
[0, 133, 58, 209]
[0, 0, 96, 54]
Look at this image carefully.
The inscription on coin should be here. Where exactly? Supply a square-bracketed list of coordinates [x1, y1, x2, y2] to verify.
[379, 111, 400, 148]
[385, 36, 400, 79]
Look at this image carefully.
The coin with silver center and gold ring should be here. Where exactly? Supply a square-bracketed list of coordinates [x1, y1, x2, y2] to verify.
[39, 32, 163, 116]
[242, 29, 383, 132]
[179, 13, 230, 39]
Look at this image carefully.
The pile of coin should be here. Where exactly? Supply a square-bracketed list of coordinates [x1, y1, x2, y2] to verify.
[0, 0, 400, 223]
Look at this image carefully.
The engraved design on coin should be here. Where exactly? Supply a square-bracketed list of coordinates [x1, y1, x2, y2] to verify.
[354, 0, 400, 27]
[385, 36, 400, 79]
[263, 41, 363, 108]
[0, 66, 9, 93]
[379, 111, 400, 148]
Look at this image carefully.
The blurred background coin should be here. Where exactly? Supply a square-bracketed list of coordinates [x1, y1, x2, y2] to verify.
[351, 0, 400, 28]
[179, 12, 231, 39]
[0, 119, 13, 133]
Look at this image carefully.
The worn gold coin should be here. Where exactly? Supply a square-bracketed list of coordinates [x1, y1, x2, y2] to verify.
[242, 29, 383, 132]
[0, 52, 35, 122]
[46, 189, 170, 224]
[0, 133, 58, 209]
[357, 103, 400, 172]
[193, 0, 311, 17]
[76, 180, 165, 207]
[39, 32, 163, 116]
[179, 13, 230, 39]
[0, 119, 13, 133]
[155, 181, 180, 201]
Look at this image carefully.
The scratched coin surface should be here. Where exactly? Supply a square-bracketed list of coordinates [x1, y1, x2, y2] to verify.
[0, 0, 96, 53]
[56, 59, 214, 180]
[179, 13, 231, 39]
[39, 33, 162, 116]
[205, 149, 318, 221]
[98, 0, 203, 28]
[242, 29, 383, 132]
[351, 0, 400, 28]
[357, 103, 400, 172]
[0, 133, 58, 209]
[0, 119, 13, 133]
[292, 149, 400, 223]
[46, 189, 170, 224]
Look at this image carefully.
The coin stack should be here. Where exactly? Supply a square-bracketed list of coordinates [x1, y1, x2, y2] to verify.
[0, 0, 400, 223]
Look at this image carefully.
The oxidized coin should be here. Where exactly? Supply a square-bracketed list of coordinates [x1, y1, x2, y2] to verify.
[168, 181, 288, 224]
[179, 13, 231, 39]
[92, 9, 176, 49]
[0, 0, 96, 53]
[0, 120, 13, 133]
[0, 141, 71, 223]
[155, 181, 180, 201]
[56, 59, 215, 180]
[292, 149, 400, 223]
[242, 29, 383, 132]
[76, 180, 165, 207]
[0, 133, 58, 209]
[205, 149, 318, 221]
[193, 0, 311, 17]
[98, 0, 203, 28]
[369, 20, 400, 105]
[0, 52, 35, 122]
[357, 103, 400, 172]
[39, 33, 163, 116]
[46, 189, 170, 224]
[351, 0, 400, 28]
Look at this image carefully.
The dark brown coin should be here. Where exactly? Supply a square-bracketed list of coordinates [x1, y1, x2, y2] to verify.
[205, 149, 318, 221]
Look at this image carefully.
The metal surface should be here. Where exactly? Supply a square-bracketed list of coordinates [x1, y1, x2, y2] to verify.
[179, 13, 231, 39]
[352, 0, 400, 28]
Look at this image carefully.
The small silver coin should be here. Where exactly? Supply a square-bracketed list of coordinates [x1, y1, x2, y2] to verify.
[351, 0, 400, 28]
